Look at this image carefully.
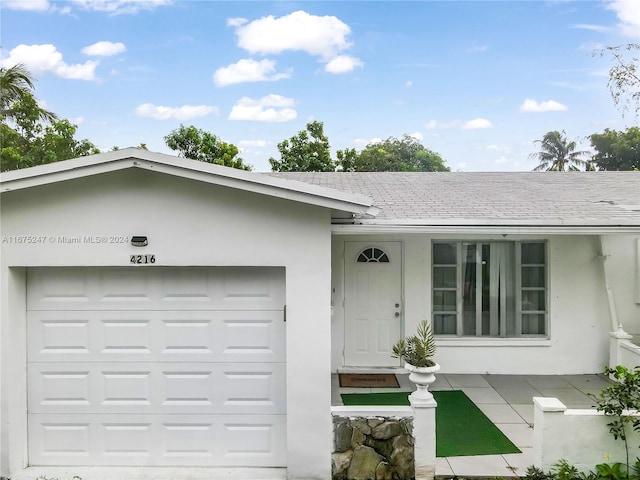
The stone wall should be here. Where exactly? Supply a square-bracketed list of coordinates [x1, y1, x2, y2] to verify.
[332, 415, 414, 480]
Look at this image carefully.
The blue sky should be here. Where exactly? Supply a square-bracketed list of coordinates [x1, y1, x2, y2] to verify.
[2, 0, 639, 171]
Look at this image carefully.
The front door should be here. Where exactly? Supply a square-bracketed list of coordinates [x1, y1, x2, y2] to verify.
[344, 241, 402, 367]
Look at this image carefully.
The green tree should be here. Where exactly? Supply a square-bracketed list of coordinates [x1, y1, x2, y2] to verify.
[0, 63, 56, 124]
[594, 366, 640, 474]
[1, 92, 99, 172]
[269, 120, 335, 172]
[32, 119, 100, 166]
[597, 43, 640, 116]
[164, 124, 252, 171]
[590, 127, 640, 171]
[341, 135, 449, 172]
[335, 147, 358, 172]
[530, 130, 590, 171]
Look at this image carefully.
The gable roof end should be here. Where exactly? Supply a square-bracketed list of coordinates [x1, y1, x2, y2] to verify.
[0, 148, 378, 217]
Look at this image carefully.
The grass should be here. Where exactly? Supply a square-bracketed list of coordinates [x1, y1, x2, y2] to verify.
[340, 390, 521, 457]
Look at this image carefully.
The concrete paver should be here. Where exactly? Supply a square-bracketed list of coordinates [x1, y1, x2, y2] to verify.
[333, 372, 611, 478]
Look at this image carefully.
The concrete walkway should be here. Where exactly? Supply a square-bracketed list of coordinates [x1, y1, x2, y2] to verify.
[332, 372, 611, 478]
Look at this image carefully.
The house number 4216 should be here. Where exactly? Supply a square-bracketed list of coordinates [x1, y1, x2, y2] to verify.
[130, 254, 156, 265]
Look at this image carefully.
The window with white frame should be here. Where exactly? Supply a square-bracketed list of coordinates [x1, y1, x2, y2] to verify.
[432, 241, 547, 337]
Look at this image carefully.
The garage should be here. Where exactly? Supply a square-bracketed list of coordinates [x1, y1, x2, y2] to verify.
[1, 148, 377, 478]
[26, 266, 286, 466]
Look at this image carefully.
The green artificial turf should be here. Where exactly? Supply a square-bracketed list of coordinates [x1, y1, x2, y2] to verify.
[340, 390, 521, 457]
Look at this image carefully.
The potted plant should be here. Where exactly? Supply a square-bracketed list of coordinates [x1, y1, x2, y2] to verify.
[392, 319, 440, 402]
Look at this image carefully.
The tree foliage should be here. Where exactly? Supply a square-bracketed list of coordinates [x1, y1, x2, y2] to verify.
[269, 120, 334, 172]
[335, 147, 357, 172]
[0, 63, 56, 124]
[338, 135, 449, 172]
[590, 127, 640, 171]
[164, 124, 252, 171]
[594, 365, 640, 474]
[269, 123, 449, 172]
[530, 130, 590, 171]
[1, 91, 99, 172]
[598, 43, 640, 117]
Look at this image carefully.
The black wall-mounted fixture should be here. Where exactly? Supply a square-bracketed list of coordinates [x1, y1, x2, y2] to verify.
[131, 236, 148, 247]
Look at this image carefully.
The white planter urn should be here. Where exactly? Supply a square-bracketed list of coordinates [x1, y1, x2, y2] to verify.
[405, 362, 440, 403]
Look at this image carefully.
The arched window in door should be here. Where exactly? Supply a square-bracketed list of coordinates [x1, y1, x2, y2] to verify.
[357, 247, 390, 263]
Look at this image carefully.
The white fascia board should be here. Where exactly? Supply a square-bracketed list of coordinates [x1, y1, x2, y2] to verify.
[0, 148, 376, 216]
[332, 224, 640, 235]
[345, 217, 640, 226]
[0, 147, 146, 183]
[130, 159, 377, 215]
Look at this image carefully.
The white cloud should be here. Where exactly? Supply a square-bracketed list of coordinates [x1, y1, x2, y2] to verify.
[238, 140, 268, 148]
[70, 0, 173, 15]
[520, 98, 568, 112]
[571, 24, 610, 33]
[134, 103, 218, 120]
[234, 10, 351, 58]
[2, 0, 50, 11]
[407, 132, 423, 141]
[213, 59, 290, 87]
[468, 45, 488, 52]
[231, 10, 362, 74]
[354, 137, 382, 147]
[324, 55, 363, 74]
[406, 80, 413, 88]
[461, 118, 493, 129]
[425, 119, 461, 129]
[1, 44, 98, 80]
[82, 41, 126, 57]
[2, 0, 171, 14]
[228, 94, 297, 122]
[607, 0, 640, 38]
[227, 17, 247, 27]
[486, 144, 511, 154]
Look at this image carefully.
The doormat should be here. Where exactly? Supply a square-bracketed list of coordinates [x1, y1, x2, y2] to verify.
[338, 373, 400, 388]
[340, 390, 521, 457]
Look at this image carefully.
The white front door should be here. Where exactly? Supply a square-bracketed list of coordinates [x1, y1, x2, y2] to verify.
[344, 241, 402, 367]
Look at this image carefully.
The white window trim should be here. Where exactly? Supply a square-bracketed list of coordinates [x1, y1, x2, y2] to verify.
[432, 240, 549, 338]
[435, 338, 552, 347]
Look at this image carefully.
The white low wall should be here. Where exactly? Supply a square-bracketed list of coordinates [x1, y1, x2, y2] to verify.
[609, 334, 640, 379]
[619, 339, 640, 371]
[533, 397, 640, 472]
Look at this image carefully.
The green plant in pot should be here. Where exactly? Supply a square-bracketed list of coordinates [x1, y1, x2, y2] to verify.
[392, 319, 439, 402]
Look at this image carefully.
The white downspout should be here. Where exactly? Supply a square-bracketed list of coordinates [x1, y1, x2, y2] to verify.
[599, 235, 632, 372]
[598, 235, 630, 336]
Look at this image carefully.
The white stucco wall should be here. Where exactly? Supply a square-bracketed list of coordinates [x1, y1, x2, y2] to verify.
[601, 235, 640, 336]
[533, 397, 640, 472]
[332, 233, 615, 374]
[0, 169, 334, 479]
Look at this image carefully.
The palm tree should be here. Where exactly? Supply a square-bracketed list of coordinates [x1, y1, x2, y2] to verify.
[0, 63, 56, 123]
[530, 130, 590, 171]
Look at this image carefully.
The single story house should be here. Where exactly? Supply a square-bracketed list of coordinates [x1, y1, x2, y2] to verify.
[1, 148, 638, 480]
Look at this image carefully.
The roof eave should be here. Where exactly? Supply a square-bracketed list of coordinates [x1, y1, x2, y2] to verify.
[332, 222, 640, 235]
[0, 149, 376, 216]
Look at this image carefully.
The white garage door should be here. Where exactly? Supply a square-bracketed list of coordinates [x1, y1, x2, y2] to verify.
[26, 267, 286, 467]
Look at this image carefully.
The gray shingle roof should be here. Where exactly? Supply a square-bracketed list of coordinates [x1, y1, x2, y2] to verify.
[267, 172, 640, 226]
